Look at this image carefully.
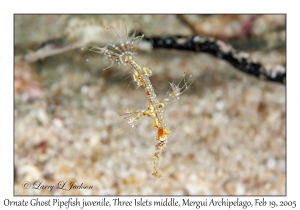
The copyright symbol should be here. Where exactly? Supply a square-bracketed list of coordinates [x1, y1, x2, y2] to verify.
[23, 181, 31, 189]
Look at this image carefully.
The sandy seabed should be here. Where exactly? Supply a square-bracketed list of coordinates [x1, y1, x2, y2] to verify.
[14, 14, 286, 195]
